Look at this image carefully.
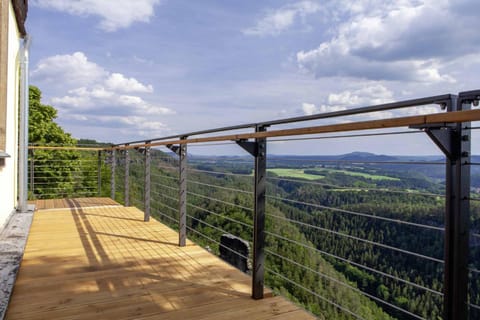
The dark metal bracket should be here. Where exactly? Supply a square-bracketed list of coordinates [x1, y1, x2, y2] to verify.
[236, 139, 258, 157]
[410, 123, 458, 160]
[426, 128, 458, 160]
[166, 144, 181, 156]
[167, 137, 187, 157]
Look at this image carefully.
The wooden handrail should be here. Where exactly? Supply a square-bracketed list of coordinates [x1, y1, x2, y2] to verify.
[28, 146, 105, 151]
[27, 109, 480, 151]
[112, 109, 480, 150]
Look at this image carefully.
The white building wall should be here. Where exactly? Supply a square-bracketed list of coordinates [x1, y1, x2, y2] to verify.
[0, 2, 21, 229]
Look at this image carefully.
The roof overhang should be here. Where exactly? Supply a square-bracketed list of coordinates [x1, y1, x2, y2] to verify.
[11, 0, 27, 37]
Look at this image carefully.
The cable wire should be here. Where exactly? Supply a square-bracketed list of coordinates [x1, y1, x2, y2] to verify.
[267, 158, 445, 165]
[151, 181, 179, 192]
[152, 210, 178, 224]
[187, 215, 247, 249]
[151, 201, 178, 214]
[267, 176, 444, 198]
[187, 191, 254, 211]
[267, 195, 444, 232]
[151, 190, 179, 203]
[265, 231, 443, 296]
[266, 212, 443, 263]
[186, 226, 249, 260]
[187, 179, 253, 195]
[265, 249, 426, 320]
[187, 203, 253, 229]
[264, 266, 367, 320]
[151, 173, 178, 181]
[268, 130, 421, 143]
[188, 168, 253, 177]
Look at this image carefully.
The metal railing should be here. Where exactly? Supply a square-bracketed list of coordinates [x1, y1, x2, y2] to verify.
[28, 147, 109, 199]
[28, 90, 480, 320]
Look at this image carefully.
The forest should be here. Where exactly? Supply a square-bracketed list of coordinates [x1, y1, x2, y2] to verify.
[28, 85, 480, 319]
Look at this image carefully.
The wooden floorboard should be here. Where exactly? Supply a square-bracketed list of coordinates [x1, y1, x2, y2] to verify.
[6, 202, 314, 319]
[28, 197, 121, 210]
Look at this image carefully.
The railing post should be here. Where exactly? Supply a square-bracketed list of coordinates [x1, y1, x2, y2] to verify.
[144, 143, 151, 222]
[124, 144, 130, 206]
[111, 149, 116, 200]
[252, 125, 267, 299]
[97, 150, 102, 197]
[178, 140, 187, 247]
[29, 149, 34, 196]
[443, 94, 471, 320]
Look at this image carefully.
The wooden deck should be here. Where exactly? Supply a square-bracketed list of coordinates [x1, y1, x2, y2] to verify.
[29, 197, 120, 210]
[6, 199, 314, 319]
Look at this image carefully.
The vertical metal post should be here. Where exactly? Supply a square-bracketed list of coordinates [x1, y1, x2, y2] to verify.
[111, 149, 116, 200]
[252, 125, 267, 299]
[443, 97, 471, 320]
[144, 143, 151, 222]
[124, 144, 130, 206]
[29, 149, 34, 196]
[97, 150, 102, 197]
[178, 140, 187, 247]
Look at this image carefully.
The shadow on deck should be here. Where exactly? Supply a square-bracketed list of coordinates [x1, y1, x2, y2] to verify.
[6, 198, 313, 319]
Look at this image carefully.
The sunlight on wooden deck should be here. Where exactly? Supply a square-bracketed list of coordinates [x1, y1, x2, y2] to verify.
[6, 199, 314, 319]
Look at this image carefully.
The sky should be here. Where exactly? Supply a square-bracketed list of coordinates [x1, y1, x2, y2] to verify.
[26, 0, 480, 155]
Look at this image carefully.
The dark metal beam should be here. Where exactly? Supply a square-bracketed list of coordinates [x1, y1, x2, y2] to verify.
[442, 95, 471, 320]
[97, 150, 102, 197]
[144, 143, 151, 222]
[124, 145, 130, 206]
[110, 150, 116, 200]
[414, 93, 472, 319]
[252, 125, 267, 299]
[178, 143, 187, 247]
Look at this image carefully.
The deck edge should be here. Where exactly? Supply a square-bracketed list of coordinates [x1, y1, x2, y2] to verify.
[0, 207, 34, 320]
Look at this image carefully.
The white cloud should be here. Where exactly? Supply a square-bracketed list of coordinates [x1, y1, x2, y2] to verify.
[106, 73, 153, 93]
[327, 85, 394, 107]
[32, 0, 161, 32]
[296, 0, 470, 83]
[301, 103, 317, 115]
[243, 1, 320, 36]
[301, 103, 347, 116]
[31, 52, 107, 87]
[33, 52, 174, 140]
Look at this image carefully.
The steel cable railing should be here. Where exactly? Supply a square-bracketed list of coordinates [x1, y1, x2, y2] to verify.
[36, 93, 476, 320]
[268, 176, 445, 198]
[267, 194, 445, 231]
[108, 133, 450, 319]
[264, 230, 443, 296]
[265, 212, 444, 263]
[264, 267, 368, 320]
[265, 248, 426, 319]
[28, 148, 107, 199]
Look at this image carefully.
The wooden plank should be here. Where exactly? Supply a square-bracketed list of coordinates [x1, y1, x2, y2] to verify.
[31, 198, 121, 211]
[28, 146, 105, 151]
[6, 204, 313, 319]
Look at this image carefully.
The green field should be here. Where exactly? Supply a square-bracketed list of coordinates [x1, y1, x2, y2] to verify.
[315, 168, 400, 181]
[267, 168, 325, 180]
[268, 167, 400, 181]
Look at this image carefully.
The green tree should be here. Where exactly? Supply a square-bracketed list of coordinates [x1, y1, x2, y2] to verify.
[28, 85, 85, 199]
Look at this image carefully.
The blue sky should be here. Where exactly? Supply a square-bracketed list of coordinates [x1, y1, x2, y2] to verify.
[27, 0, 480, 155]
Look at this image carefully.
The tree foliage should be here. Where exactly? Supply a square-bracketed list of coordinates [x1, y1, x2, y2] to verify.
[28, 86, 98, 199]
